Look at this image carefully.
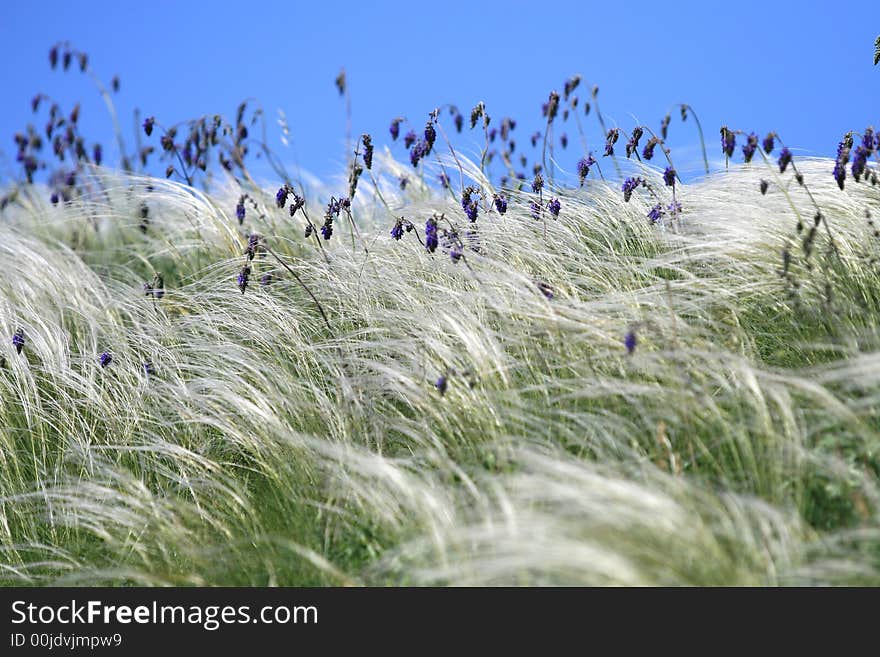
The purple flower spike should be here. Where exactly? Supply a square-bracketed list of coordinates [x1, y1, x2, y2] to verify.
[99, 352, 113, 368]
[624, 330, 637, 355]
[663, 167, 676, 187]
[13, 329, 25, 355]
[778, 147, 792, 173]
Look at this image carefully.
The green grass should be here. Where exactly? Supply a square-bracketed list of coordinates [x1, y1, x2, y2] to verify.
[1, 157, 879, 585]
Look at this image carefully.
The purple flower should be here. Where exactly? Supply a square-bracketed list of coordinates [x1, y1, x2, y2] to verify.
[424, 122, 436, 151]
[390, 219, 404, 240]
[493, 194, 508, 215]
[362, 134, 373, 170]
[778, 147, 792, 173]
[624, 330, 637, 355]
[852, 146, 869, 181]
[668, 201, 682, 214]
[143, 361, 155, 376]
[238, 265, 251, 293]
[389, 118, 401, 141]
[536, 281, 554, 300]
[531, 173, 544, 194]
[548, 198, 561, 217]
[603, 128, 619, 157]
[12, 329, 24, 355]
[321, 222, 333, 240]
[663, 166, 676, 187]
[276, 186, 289, 208]
[404, 130, 417, 149]
[642, 138, 658, 161]
[577, 155, 596, 185]
[762, 133, 775, 154]
[143, 117, 155, 137]
[647, 204, 663, 223]
[50, 192, 59, 205]
[560, 133, 568, 149]
[530, 200, 542, 219]
[425, 217, 438, 253]
[460, 187, 479, 222]
[720, 127, 735, 158]
[236, 196, 246, 223]
[439, 172, 450, 188]
[435, 375, 447, 395]
[99, 352, 113, 368]
[621, 177, 642, 202]
[409, 140, 427, 167]
[742, 133, 758, 163]
[625, 127, 643, 158]
[93, 144, 102, 166]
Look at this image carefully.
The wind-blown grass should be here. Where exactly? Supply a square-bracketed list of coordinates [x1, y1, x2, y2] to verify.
[1, 157, 879, 585]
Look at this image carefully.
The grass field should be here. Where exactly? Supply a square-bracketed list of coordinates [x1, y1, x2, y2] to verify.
[1, 150, 879, 586]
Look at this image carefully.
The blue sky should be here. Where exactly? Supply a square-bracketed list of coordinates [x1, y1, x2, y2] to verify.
[1, 0, 877, 184]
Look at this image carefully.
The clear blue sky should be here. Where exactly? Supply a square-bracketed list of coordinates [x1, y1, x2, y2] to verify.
[1, 0, 877, 184]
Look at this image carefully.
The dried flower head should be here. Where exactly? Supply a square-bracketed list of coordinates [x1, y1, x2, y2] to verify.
[143, 117, 155, 137]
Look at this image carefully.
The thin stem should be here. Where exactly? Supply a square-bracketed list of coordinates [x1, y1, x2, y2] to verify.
[262, 243, 332, 333]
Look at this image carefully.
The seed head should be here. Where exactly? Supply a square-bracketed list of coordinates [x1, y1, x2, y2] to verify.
[143, 117, 155, 137]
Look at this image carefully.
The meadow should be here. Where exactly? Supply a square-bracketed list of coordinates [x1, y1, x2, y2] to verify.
[1, 45, 879, 586]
